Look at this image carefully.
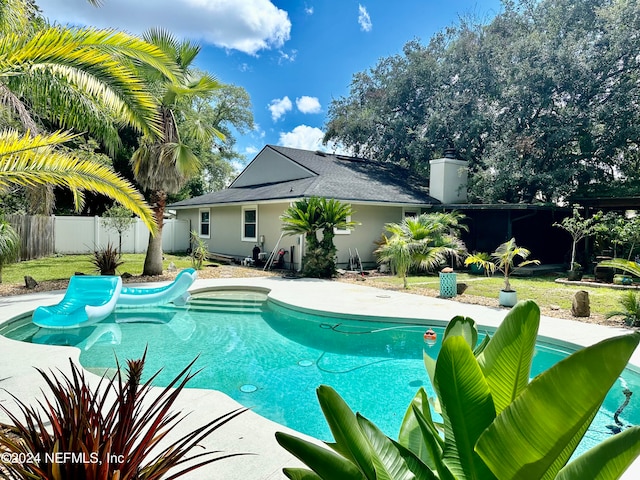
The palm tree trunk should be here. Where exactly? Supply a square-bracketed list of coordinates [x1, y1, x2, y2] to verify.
[142, 189, 166, 276]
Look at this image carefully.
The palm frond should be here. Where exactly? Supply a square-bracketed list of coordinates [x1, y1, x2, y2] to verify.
[0, 129, 157, 233]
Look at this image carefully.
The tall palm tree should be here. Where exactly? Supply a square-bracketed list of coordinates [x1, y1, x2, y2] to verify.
[375, 212, 467, 288]
[0, 130, 156, 231]
[131, 29, 224, 276]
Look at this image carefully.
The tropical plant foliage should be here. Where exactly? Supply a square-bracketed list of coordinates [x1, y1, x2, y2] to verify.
[276, 301, 640, 480]
[465, 237, 539, 292]
[90, 241, 124, 275]
[281, 196, 357, 278]
[606, 290, 640, 327]
[0, 130, 156, 232]
[101, 205, 135, 254]
[190, 229, 208, 270]
[131, 28, 225, 276]
[375, 211, 467, 288]
[0, 352, 246, 480]
[0, 214, 19, 281]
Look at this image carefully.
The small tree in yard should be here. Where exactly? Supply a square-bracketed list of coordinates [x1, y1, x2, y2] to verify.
[102, 205, 136, 254]
[554, 206, 598, 272]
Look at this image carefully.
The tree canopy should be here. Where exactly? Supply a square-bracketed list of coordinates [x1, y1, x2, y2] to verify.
[323, 0, 640, 204]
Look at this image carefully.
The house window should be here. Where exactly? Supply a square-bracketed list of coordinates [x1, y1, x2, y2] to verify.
[242, 206, 257, 241]
[403, 208, 419, 218]
[199, 209, 210, 238]
[334, 214, 352, 235]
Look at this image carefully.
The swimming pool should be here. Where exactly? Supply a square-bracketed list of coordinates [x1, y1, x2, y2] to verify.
[1, 289, 638, 455]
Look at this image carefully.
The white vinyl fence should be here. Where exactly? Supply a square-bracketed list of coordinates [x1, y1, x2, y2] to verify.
[54, 216, 190, 254]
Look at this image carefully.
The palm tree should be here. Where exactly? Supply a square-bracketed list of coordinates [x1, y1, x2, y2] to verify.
[375, 212, 467, 288]
[131, 29, 224, 276]
[318, 197, 356, 252]
[0, 0, 178, 222]
[280, 197, 323, 250]
[0, 130, 156, 231]
[606, 290, 640, 327]
[0, 215, 19, 282]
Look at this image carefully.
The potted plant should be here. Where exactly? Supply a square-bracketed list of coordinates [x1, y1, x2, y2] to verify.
[467, 251, 490, 275]
[567, 262, 583, 281]
[465, 237, 539, 307]
[553, 206, 598, 281]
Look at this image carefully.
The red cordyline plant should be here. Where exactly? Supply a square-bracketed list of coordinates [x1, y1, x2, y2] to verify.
[0, 351, 247, 479]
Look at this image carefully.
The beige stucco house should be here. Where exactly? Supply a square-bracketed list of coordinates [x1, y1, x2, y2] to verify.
[168, 145, 468, 270]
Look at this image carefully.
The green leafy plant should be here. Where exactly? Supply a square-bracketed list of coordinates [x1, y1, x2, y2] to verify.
[90, 242, 124, 275]
[606, 290, 640, 327]
[281, 196, 357, 278]
[276, 301, 640, 480]
[554, 206, 599, 272]
[0, 217, 20, 283]
[375, 212, 467, 288]
[190, 230, 209, 270]
[465, 237, 539, 292]
[102, 205, 136, 254]
[0, 352, 246, 480]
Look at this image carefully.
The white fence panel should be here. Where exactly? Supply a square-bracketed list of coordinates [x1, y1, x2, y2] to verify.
[54, 216, 190, 254]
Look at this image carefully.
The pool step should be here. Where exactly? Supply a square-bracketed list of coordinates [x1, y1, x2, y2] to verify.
[182, 295, 266, 314]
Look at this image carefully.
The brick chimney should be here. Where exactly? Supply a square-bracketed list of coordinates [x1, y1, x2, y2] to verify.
[429, 148, 468, 204]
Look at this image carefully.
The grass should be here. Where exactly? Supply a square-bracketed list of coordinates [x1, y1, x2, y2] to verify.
[2, 253, 194, 285]
[0, 254, 626, 318]
[365, 272, 622, 317]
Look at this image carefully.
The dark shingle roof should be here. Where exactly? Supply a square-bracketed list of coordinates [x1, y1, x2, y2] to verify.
[169, 145, 438, 208]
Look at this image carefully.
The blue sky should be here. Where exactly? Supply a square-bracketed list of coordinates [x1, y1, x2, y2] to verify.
[37, 0, 503, 163]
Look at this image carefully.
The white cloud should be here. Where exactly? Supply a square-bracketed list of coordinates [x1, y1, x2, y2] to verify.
[278, 125, 353, 155]
[358, 4, 372, 32]
[305, 5, 314, 15]
[279, 125, 325, 150]
[37, 0, 291, 55]
[296, 96, 321, 114]
[278, 49, 297, 64]
[268, 96, 293, 121]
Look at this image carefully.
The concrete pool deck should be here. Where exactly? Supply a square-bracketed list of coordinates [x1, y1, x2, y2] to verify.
[1, 275, 639, 479]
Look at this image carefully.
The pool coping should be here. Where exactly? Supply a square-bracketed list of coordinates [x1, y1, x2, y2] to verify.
[1, 276, 639, 479]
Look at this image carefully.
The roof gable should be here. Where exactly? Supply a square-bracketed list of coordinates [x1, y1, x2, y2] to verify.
[230, 145, 316, 188]
[168, 145, 439, 208]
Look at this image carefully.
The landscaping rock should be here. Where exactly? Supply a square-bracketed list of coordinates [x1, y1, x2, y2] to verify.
[167, 262, 177, 272]
[456, 283, 468, 295]
[24, 276, 38, 289]
[572, 290, 590, 317]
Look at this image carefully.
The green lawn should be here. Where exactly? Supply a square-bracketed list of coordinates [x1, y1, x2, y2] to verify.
[1, 255, 627, 318]
[365, 272, 622, 317]
[2, 253, 194, 285]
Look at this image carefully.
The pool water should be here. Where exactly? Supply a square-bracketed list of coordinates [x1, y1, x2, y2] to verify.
[2, 290, 638, 455]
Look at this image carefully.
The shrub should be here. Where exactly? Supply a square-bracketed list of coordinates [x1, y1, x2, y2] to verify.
[90, 242, 124, 275]
[607, 290, 640, 327]
[0, 351, 246, 480]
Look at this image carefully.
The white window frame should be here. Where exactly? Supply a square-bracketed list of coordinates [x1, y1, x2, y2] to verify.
[199, 208, 211, 238]
[334, 214, 352, 235]
[402, 207, 420, 218]
[242, 205, 258, 241]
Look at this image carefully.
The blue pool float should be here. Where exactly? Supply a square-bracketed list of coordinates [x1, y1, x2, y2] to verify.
[117, 268, 197, 307]
[32, 275, 123, 329]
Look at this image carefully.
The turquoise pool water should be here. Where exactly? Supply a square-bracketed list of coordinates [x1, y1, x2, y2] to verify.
[2, 290, 638, 455]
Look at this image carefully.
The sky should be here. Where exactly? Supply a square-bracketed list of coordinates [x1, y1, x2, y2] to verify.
[36, 0, 504, 164]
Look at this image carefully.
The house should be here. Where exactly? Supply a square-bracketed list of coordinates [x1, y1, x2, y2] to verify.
[169, 144, 570, 270]
[168, 145, 471, 269]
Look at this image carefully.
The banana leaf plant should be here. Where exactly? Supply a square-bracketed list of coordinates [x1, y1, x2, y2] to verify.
[276, 300, 640, 480]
